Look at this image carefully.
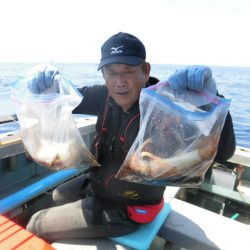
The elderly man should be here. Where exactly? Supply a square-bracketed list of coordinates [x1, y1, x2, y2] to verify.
[26, 32, 235, 241]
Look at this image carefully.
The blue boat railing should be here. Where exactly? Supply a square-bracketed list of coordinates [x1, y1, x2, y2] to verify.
[0, 168, 82, 214]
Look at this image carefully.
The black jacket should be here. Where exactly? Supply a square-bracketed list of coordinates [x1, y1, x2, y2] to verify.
[74, 80, 166, 205]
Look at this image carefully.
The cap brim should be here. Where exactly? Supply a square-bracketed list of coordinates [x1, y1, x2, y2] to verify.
[97, 56, 143, 70]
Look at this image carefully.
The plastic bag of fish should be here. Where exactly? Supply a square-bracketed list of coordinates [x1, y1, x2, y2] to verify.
[115, 81, 231, 187]
[11, 65, 100, 170]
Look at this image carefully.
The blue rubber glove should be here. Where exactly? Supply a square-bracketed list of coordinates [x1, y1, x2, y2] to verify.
[28, 64, 59, 94]
[168, 66, 217, 94]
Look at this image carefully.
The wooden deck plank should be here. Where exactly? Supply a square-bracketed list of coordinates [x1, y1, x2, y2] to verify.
[0, 215, 55, 250]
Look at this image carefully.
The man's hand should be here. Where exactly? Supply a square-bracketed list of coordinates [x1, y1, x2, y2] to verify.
[168, 65, 217, 94]
[28, 64, 59, 94]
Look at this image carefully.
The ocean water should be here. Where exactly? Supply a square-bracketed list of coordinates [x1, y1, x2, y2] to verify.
[0, 63, 249, 148]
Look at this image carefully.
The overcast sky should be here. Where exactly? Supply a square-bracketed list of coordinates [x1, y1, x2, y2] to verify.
[1, 0, 250, 67]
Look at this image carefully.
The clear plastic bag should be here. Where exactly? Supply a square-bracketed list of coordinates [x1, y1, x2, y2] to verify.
[116, 81, 231, 187]
[11, 66, 100, 170]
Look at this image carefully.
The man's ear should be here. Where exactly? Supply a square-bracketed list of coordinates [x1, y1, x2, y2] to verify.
[145, 62, 151, 76]
[143, 62, 151, 84]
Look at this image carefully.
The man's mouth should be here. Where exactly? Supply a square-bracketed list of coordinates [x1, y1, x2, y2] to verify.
[116, 91, 129, 96]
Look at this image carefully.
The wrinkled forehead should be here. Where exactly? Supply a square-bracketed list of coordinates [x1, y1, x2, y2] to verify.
[102, 63, 140, 72]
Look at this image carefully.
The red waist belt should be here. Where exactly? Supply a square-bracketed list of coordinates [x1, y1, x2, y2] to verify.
[127, 198, 164, 224]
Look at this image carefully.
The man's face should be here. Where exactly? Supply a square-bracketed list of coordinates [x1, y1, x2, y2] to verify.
[102, 63, 150, 111]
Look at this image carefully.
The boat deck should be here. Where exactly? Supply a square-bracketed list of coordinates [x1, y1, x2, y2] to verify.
[0, 115, 250, 249]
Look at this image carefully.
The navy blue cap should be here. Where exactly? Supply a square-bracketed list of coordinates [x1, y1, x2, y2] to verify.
[98, 32, 146, 70]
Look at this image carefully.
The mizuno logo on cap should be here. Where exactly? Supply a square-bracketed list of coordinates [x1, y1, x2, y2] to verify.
[110, 46, 124, 55]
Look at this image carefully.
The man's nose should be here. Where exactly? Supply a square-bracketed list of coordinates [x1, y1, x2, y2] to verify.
[115, 73, 127, 85]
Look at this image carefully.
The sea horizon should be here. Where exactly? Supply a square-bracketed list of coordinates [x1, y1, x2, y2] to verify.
[0, 63, 250, 148]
